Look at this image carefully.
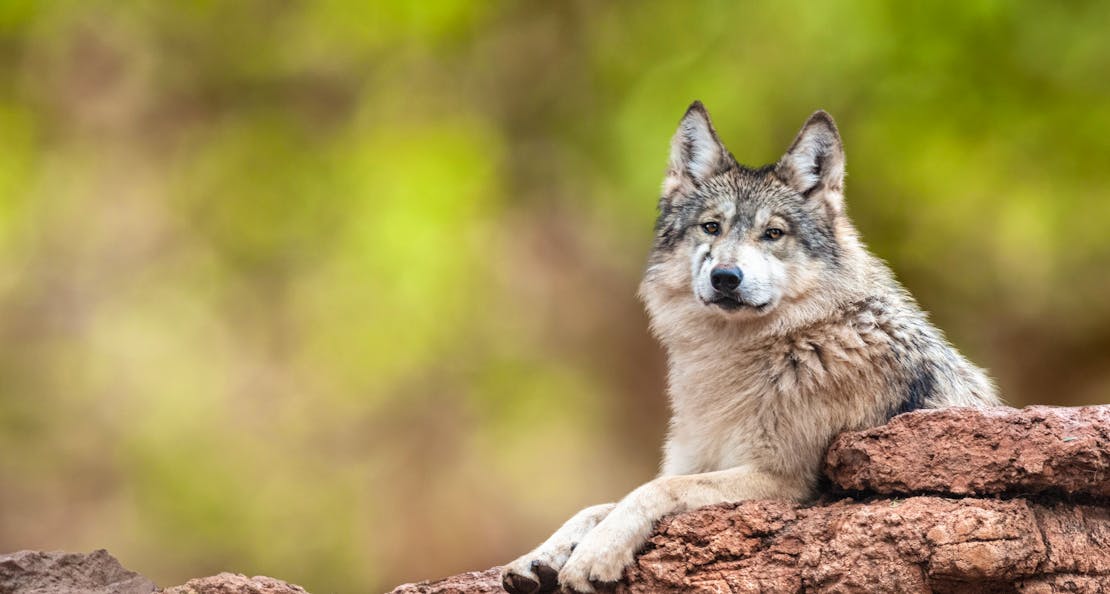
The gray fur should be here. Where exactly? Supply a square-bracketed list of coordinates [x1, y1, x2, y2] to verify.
[502, 103, 999, 594]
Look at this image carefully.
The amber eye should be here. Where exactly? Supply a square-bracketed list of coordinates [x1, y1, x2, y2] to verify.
[763, 228, 784, 241]
[701, 222, 721, 236]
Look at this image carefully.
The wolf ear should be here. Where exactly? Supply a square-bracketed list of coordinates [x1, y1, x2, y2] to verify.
[776, 111, 846, 215]
[663, 101, 733, 196]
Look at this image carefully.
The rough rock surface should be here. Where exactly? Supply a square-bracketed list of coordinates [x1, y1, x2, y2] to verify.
[826, 405, 1110, 498]
[160, 573, 310, 594]
[0, 551, 308, 594]
[630, 498, 1109, 593]
[387, 406, 1110, 593]
[0, 549, 156, 594]
[390, 569, 506, 594]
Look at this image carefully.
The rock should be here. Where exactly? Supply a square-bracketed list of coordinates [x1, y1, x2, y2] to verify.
[0, 549, 156, 594]
[160, 573, 310, 594]
[386, 406, 1110, 593]
[0, 550, 308, 594]
[635, 498, 1110, 593]
[386, 498, 1110, 593]
[1017, 574, 1110, 593]
[825, 405, 1110, 498]
[389, 569, 506, 594]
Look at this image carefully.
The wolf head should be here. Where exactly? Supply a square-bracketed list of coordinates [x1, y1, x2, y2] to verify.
[642, 102, 863, 334]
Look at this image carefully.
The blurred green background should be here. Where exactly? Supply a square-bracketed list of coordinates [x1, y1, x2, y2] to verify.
[0, 1, 1108, 591]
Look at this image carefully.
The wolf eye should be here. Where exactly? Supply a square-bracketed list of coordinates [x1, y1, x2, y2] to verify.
[763, 228, 784, 241]
[701, 222, 721, 236]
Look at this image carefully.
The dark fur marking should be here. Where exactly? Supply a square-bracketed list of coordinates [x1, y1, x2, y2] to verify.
[800, 152, 827, 198]
[894, 367, 935, 418]
[653, 197, 689, 252]
[811, 343, 827, 373]
[793, 211, 842, 267]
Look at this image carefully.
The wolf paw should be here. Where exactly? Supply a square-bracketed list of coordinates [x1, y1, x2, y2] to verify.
[501, 503, 617, 593]
[557, 536, 630, 593]
[501, 556, 562, 594]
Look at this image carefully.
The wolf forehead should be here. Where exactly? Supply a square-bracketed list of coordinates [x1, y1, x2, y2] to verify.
[660, 165, 799, 228]
[653, 165, 842, 264]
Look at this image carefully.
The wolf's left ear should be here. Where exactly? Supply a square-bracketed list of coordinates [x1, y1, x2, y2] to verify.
[664, 101, 733, 196]
[776, 111, 846, 215]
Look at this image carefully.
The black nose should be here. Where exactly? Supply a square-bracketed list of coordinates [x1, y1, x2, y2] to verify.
[710, 266, 743, 292]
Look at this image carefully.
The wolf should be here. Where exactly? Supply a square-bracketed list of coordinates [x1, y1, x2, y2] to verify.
[501, 102, 1000, 594]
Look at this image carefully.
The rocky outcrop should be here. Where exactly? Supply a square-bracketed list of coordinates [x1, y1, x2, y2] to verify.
[3, 406, 1107, 594]
[390, 406, 1110, 594]
[393, 498, 1110, 594]
[626, 497, 1109, 593]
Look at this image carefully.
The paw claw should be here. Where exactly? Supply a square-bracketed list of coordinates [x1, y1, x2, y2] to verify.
[502, 570, 539, 594]
[530, 560, 559, 593]
[589, 579, 618, 594]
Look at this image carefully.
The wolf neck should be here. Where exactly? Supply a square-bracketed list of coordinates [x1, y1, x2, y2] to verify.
[658, 243, 890, 415]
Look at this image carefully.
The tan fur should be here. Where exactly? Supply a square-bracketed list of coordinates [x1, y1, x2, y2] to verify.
[501, 104, 999, 594]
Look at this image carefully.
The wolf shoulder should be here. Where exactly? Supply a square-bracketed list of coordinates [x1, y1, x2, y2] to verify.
[845, 271, 1001, 415]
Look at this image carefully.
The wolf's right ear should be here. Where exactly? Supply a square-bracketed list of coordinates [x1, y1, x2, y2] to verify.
[663, 101, 733, 196]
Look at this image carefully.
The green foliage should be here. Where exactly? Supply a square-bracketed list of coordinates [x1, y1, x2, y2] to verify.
[0, 1, 1107, 591]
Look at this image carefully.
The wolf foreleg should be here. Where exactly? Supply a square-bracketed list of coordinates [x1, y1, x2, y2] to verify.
[557, 465, 807, 593]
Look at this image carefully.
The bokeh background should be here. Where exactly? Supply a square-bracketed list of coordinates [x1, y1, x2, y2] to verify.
[1, 1, 1108, 591]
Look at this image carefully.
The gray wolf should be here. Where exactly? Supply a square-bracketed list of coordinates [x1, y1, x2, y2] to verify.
[501, 102, 1000, 594]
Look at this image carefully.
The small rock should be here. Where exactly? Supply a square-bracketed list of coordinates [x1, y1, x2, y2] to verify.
[161, 573, 310, 594]
[0, 549, 156, 594]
